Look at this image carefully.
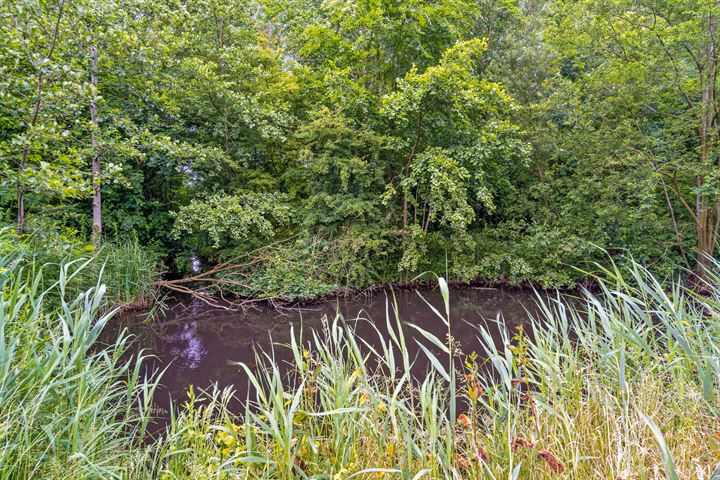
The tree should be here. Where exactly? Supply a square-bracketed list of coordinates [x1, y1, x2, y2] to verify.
[382, 39, 527, 273]
[5, 0, 713, 292]
[89, 43, 101, 243]
[551, 0, 719, 279]
[4, 0, 68, 234]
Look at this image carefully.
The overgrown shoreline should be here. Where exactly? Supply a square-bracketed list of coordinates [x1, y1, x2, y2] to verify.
[2, 246, 719, 479]
[156, 242, 601, 309]
[2, 0, 719, 476]
[157, 273, 586, 312]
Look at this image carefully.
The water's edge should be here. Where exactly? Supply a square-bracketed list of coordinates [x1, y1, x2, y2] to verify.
[107, 286, 554, 418]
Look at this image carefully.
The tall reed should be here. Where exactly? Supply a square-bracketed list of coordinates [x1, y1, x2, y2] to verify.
[97, 238, 161, 309]
[0, 253, 160, 479]
[0, 228, 161, 311]
[2, 237, 718, 479]
[155, 263, 720, 479]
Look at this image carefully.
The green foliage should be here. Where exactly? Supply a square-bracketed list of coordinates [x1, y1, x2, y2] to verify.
[0, 227, 160, 308]
[284, 108, 387, 233]
[173, 192, 291, 254]
[1, 0, 718, 292]
[536, 0, 719, 271]
[240, 237, 339, 300]
[402, 148, 476, 233]
[474, 221, 596, 288]
[0, 254, 159, 479]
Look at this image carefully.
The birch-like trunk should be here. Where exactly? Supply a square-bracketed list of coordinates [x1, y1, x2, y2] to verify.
[90, 43, 102, 245]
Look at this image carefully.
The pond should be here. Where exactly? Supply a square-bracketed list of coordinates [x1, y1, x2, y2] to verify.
[110, 286, 550, 418]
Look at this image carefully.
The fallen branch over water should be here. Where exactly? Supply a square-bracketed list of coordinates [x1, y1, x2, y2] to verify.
[156, 237, 300, 310]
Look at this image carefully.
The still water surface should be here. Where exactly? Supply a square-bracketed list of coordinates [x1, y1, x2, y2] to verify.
[111, 287, 545, 414]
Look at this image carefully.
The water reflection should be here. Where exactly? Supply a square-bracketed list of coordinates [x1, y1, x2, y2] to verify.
[111, 286, 546, 414]
[165, 322, 206, 369]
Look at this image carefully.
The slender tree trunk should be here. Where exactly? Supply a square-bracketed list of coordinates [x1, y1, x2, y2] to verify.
[402, 110, 426, 230]
[14, 0, 65, 234]
[402, 196, 408, 228]
[694, 14, 718, 281]
[90, 44, 102, 245]
[17, 73, 43, 235]
[658, 170, 690, 266]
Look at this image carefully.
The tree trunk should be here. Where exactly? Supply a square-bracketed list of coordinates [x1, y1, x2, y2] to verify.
[14, 1, 65, 234]
[16, 72, 43, 235]
[90, 44, 102, 245]
[402, 195, 408, 228]
[694, 14, 718, 282]
[696, 210, 715, 279]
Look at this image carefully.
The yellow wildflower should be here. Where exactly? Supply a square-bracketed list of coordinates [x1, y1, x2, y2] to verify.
[333, 467, 350, 480]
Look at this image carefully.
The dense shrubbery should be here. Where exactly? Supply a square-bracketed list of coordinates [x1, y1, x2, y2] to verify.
[2, 247, 718, 478]
[2, 0, 714, 291]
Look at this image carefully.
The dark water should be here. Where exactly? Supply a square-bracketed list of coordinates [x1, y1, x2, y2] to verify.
[110, 286, 544, 415]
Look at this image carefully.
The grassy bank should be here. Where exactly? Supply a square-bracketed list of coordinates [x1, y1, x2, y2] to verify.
[0, 256, 160, 479]
[0, 228, 161, 310]
[1, 247, 718, 478]
[157, 263, 720, 479]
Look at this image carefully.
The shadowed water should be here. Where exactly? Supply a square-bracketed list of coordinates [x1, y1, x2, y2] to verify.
[109, 286, 549, 417]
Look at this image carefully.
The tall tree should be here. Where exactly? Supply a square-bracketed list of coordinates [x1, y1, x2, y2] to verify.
[9, 0, 66, 234]
[551, 0, 719, 279]
[89, 43, 101, 244]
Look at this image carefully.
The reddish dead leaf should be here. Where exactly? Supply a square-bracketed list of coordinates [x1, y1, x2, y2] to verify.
[293, 457, 307, 473]
[511, 377, 529, 387]
[457, 413, 472, 429]
[511, 437, 536, 451]
[454, 452, 470, 470]
[538, 449, 564, 474]
[473, 444, 489, 463]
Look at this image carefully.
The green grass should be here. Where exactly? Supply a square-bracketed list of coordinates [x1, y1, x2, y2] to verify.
[1, 244, 718, 479]
[97, 238, 161, 310]
[154, 263, 720, 479]
[0, 255, 160, 479]
[0, 227, 161, 311]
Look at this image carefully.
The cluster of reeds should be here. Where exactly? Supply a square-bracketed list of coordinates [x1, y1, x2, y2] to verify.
[0, 253, 160, 479]
[2, 241, 718, 479]
[96, 238, 161, 310]
[0, 227, 161, 311]
[155, 262, 720, 479]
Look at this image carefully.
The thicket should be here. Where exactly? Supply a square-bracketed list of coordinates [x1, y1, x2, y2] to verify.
[2, 0, 716, 298]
